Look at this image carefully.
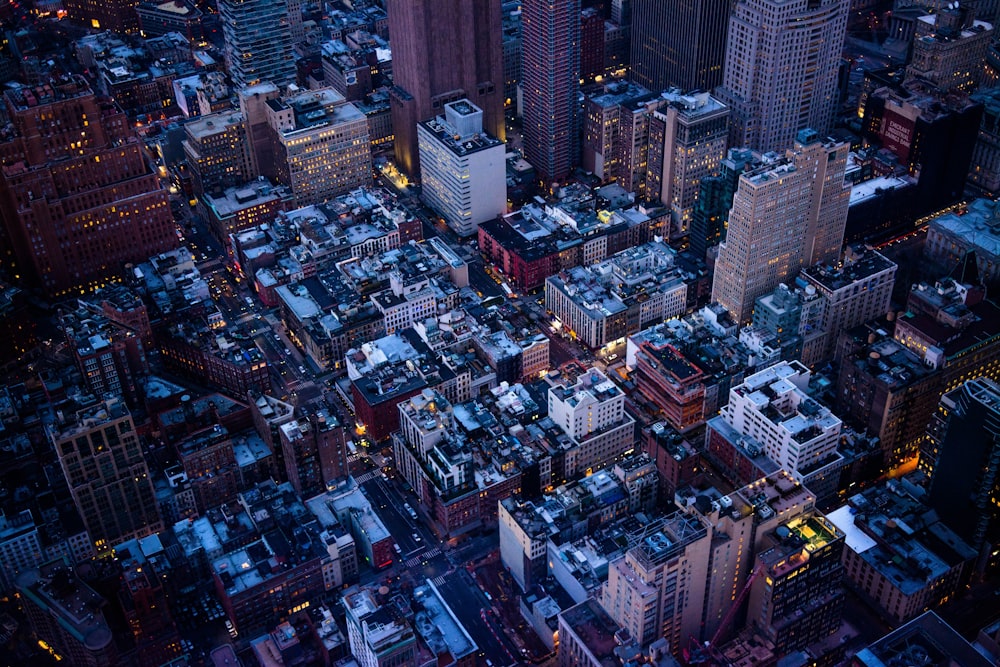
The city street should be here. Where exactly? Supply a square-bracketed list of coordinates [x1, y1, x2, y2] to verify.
[542, 327, 579, 368]
[436, 567, 519, 666]
[468, 257, 505, 299]
[360, 475, 435, 555]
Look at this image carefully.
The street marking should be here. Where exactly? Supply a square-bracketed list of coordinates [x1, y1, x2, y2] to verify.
[355, 470, 378, 484]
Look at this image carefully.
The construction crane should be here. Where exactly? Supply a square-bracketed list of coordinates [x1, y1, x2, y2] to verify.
[683, 563, 767, 665]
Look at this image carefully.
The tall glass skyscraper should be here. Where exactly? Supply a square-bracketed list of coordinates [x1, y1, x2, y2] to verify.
[219, 0, 296, 90]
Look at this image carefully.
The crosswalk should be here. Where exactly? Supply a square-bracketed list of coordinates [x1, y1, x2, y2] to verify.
[354, 470, 378, 484]
[404, 547, 441, 568]
[431, 575, 447, 586]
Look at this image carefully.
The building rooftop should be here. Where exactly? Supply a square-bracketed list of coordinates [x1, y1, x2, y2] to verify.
[588, 81, 653, 109]
[412, 581, 476, 661]
[733, 470, 816, 525]
[730, 362, 841, 446]
[854, 611, 993, 667]
[16, 560, 113, 651]
[139, 1, 202, 18]
[269, 88, 366, 137]
[547, 241, 685, 319]
[801, 249, 895, 291]
[324, 478, 390, 544]
[4, 75, 92, 110]
[559, 599, 620, 667]
[827, 479, 976, 596]
[850, 174, 916, 206]
[343, 587, 414, 653]
[758, 514, 843, 578]
[659, 88, 728, 118]
[204, 181, 293, 219]
[212, 540, 275, 595]
[185, 111, 242, 140]
[550, 368, 621, 407]
[929, 197, 1000, 260]
[48, 397, 129, 441]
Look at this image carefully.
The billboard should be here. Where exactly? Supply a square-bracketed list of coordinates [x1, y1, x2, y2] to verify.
[879, 103, 918, 162]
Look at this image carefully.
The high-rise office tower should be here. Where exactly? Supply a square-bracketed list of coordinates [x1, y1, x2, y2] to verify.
[279, 408, 349, 497]
[265, 87, 372, 206]
[688, 148, 757, 259]
[522, 0, 581, 185]
[418, 100, 506, 237]
[746, 513, 845, 653]
[580, 7, 606, 83]
[219, 0, 296, 90]
[602, 513, 713, 649]
[716, 0, 849, 152]
[182, 111, 251, 197]
[630, 0, 734, 92]
[17, 559, 119, 667]
[0, 76, 176, 296]
[716, 361, 843, 492]
[387, 0, 505, 176]
[646, 92, 729, 235]
[922, 378, 1000, 557]
[238, 82, 282, 181]
[286, 0, 305, 45]
[711, 130, 849, 324]
[908, 5, 993, 93]
[48, 398, 162, 552]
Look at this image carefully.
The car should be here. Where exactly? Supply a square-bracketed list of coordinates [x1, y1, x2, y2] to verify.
[412, 532, 422, 542]
[393, 543, 402, 554]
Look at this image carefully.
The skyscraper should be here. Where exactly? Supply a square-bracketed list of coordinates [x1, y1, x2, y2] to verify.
[279, 408, 349, 497]
[418, 100, 507, 237]
[0, 76, 176, 296]
[522, 0, 581, 185]
[922, 378, 1000, 557]
[17, 559, 119, 667]
[688, 148, 756, 259]
[711, 131, 849, 324]
[219, 0, 296, 90]
[387, 0, 505, 176]
[645, 91, 729, 235]
[716, 0, 849, 152]
[237, 82, 282, 181]
[630, 0, 734, 92]
[602, 513, 712, 648]
[265, 87, 372, 206]
[48, 398, 162, 552]
[746, 513, 845, 653]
